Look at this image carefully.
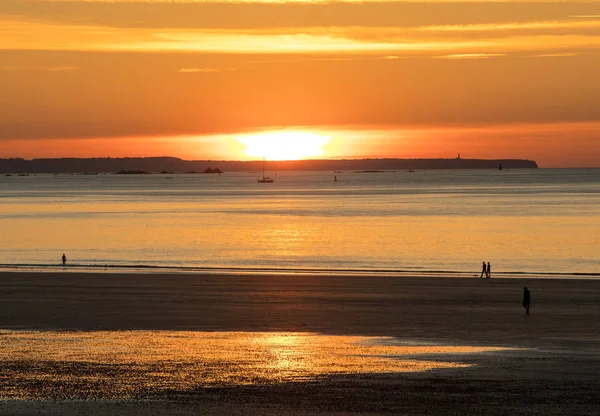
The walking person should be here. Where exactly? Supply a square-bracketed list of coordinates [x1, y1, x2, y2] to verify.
[486, 262, 491, 279]
[480, 261, 486, 278]
[62, 253, 67, 266]
[523, 287, 531, 314]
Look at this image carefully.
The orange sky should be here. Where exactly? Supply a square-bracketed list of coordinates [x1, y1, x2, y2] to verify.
[1, 0, 600, 167]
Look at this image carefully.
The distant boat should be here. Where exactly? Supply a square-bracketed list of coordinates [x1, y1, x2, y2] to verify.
[257, 157, 274, 183]
[405, 169, 415, 173]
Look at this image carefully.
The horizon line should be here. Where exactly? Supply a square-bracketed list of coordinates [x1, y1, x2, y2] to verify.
[1, 155, 538, 162]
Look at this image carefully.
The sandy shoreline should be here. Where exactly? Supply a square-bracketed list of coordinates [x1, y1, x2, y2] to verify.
[1, 271, 598, 345]
[1, 271, 599, 414]
[2, 265, 599, 280]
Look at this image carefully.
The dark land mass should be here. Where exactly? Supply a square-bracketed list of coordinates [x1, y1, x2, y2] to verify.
[0, 157, 537, 174]
[114, 170, 151, 175]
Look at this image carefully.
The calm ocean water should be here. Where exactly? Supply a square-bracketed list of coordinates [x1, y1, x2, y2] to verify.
[1, 169, 599, 276]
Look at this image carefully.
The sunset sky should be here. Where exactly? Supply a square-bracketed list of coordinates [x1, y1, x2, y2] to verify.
[1, 0, 600, 166]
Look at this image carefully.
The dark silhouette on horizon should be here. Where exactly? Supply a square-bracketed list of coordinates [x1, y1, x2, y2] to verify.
[62, 253, 67, 266]
[523, 287, 531, 314]
[0, 157, 538, 174]
[487, 262, 491, 279]
[203, 167, 223, 174]
[480, 261, 486, 278]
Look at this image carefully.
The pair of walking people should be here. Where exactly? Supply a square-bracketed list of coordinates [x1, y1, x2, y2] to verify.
[480, 261, 491, 279]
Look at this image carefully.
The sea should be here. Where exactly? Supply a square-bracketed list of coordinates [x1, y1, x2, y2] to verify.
[1, 169, 599, 277]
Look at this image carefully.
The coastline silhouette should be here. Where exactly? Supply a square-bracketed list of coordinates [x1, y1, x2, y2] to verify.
[0, 157, 538, 174]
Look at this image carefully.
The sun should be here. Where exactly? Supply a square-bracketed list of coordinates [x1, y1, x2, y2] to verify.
[236, 131, 331, 160]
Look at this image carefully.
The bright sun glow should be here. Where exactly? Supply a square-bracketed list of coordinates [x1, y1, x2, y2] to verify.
[237, 131, 331, 160]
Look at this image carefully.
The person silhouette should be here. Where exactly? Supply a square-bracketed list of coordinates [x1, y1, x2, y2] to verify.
[523, 287, 531, 314]
[486, 262, 491, 279]
[62, 253, 67, 266]
[480, 261, 486, 278]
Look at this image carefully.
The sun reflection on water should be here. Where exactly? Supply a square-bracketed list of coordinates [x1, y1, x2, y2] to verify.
[0, 331, 508, 399]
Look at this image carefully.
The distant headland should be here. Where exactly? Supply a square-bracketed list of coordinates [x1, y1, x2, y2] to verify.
[0, 157, 538, 174]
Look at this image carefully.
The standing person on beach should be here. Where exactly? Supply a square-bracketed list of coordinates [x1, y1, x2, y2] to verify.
[62, 253, 67, 266]
[480, 261, 486, 278]
[523, 287, 531, 314]
[486, 262, 491, 279]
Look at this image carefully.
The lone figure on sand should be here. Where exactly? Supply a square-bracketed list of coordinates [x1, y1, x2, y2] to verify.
[486, 262, 491, 279]
[480, 261, 486, 278]
[62, 253, 67, 266]
[523, 287, 531, 314]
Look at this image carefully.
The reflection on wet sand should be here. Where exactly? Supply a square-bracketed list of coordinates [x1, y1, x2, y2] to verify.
[0, 331, 507, 399]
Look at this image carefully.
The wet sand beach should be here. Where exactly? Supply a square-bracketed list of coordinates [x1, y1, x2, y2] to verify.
[0, 272, 599, 415]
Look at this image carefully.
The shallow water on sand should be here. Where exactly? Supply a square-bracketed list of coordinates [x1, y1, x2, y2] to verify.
[1, 169, 599, 274]
[0, 331, 509, 399]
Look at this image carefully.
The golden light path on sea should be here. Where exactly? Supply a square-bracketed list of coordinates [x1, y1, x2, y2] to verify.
[0, 331, 511, 400]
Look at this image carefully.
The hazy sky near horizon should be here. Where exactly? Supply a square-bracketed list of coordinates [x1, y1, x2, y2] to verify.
[1, 0, 600, 166]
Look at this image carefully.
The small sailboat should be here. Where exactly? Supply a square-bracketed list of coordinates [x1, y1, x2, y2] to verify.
[257, 157, 274, 183]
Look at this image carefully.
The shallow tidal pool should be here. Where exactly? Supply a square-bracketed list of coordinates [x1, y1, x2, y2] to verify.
[0, 331, 508, 399]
